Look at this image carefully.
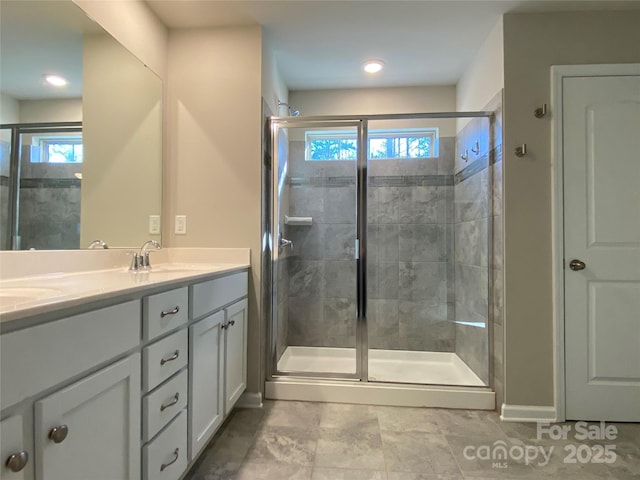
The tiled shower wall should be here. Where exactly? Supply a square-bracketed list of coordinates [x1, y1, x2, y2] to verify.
[453, 91, 503, 389]
[285, 137, 457, 352]
[16, 144, 81, 250]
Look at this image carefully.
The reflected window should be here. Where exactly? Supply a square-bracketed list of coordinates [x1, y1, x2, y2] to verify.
[32, 135, 83, 163]
[306, 128, 438, 161]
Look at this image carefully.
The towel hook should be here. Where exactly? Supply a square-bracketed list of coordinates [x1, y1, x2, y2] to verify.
[534, 104, 547, 118]
[460, 150, 469, 162]
[470, 140, 480, 155]
[514, 144, 527, 157]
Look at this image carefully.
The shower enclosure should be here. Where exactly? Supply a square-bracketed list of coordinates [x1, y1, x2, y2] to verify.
[0, 122, 83, 250]
[264, 112, 495, 407]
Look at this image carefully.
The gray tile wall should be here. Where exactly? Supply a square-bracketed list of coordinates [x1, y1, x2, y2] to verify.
[285, 137, 456, 352]
[16, 145, 81, 250]
[453, 91, 503, 391]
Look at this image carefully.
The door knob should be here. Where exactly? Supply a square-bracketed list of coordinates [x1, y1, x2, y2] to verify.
[569, 259, 586, 271]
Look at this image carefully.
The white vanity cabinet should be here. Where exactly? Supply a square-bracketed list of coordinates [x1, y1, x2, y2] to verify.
[34, 355, 141, 480]
[1, 300, 141, 480]
[189, 271, 248, 460]
[1, 266, 249, 480]
[1, 415, 27, 479]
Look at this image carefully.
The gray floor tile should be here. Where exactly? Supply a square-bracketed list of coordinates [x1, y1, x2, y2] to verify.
[245, 425, 317, 466]
[320, 403, 379, 433]
[261, 400, 323, 429]
[312, 467, 387, 479]
[433, 409, 506, 438]
[381, 431, 461, 475]
[387, 473, 463, 480]
[376, 406, 441, 433]
[315, 427, 386, 470]
[234, 461, 312, 480]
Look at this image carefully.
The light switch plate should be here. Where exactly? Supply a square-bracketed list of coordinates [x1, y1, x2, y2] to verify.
[175, 215, 187, 234]
[149, 215, 160, 234]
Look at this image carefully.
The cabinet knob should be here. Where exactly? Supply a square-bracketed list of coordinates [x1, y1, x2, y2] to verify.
[221, 323, 228, 330]
[49, 425, 69, 444]
[5, 451, 28, 472]
[229, 319, 235, 327]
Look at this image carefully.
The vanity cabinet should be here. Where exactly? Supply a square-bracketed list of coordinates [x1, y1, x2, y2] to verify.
[34, 355, 140, 480]
[1, 415, 27, 479]
[223, 299, 248, 416]
[189, 272, 248, 460]
[1, 267, 249, 480]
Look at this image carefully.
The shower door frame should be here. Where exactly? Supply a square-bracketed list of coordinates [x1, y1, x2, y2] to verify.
[265, 111, 495, 385]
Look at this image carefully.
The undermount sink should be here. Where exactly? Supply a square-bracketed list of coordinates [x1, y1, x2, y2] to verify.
[146, 264, 220, 274]
[0, 287, 64, 306]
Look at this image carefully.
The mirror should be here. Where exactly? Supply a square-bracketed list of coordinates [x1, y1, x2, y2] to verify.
[0, 0, 162, 250]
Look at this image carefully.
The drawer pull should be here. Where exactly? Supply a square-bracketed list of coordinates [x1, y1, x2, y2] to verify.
[48, 425, 68, 444]
[160, 306, 180, 318]
[160, 392, 180, 412]
[160, 350, 180, 366]
[160, 448, 179, 472]
[5, 451, 28, 472]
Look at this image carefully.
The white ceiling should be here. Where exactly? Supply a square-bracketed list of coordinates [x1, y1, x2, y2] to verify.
[146, 0, 640, 91]
[0, 1, 102, 101]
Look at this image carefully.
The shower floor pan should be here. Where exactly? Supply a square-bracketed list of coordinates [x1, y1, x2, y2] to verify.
[277, 346, 485, 387]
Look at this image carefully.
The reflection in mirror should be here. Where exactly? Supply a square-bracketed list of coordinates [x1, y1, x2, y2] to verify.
[0, 0, 162, 250]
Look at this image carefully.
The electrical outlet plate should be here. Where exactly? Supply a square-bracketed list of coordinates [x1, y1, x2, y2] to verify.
[175, 215, 187, 234]
[149, 215, 160, 235]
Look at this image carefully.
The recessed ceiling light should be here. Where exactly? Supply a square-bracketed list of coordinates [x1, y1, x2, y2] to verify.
[43, 74, 68, 87]
[363, 60, 384, 74]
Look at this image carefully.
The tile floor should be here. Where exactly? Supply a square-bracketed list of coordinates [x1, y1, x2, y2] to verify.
[184, 400, 640, 480]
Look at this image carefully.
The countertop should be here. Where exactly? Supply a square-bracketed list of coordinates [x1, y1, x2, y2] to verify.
[0, 248, 250, 331]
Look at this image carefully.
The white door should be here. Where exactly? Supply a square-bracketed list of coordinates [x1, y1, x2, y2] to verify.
[35, 354, 141, 479]
[189, 310, 224, 460]
[563, 67, 640, 421]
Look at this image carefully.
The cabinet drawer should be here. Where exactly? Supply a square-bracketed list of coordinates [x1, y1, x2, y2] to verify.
[191, 271, 248, 319]
[143, 329, 188, 392]
[143, 368, 188, 442]
[143, 287, 188, 341]
[1, 300, 140, 410]
[143, 410, 187, 480]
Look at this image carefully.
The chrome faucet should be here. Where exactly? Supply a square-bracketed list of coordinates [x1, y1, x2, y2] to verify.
[130, 240, 161, 271]
[87, 239, 108, 249]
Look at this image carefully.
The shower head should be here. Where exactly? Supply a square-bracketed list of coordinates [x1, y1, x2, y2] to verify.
[278, 100, 300, 117]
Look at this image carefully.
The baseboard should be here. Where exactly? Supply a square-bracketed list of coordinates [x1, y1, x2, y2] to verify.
[235, 391, 263, 408]
[500, 404, 557, 422]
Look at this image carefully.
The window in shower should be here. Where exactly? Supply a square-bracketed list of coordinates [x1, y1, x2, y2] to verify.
[32, 134, 84, 163]
[306, 128, 438, 161]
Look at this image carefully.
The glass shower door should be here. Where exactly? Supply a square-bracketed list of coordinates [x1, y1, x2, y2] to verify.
[270, 119, 363, 378]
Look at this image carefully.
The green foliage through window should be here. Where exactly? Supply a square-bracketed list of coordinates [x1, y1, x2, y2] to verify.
[306, 129, 437, 161]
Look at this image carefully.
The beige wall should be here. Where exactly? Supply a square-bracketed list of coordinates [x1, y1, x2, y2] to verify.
[73, 0, 167, 79]
[1, 93, 19, 124]
[262, 33, 289, 116]
[290, 86, 457, 136]
[166, 26, 263, 394]
[457, 18, 504, 114]
[503, 11, 640, 408]
[19, 98, 82, 123]
[81, 33, 162, 248]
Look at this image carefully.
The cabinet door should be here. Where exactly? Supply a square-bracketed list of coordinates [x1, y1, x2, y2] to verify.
[224, 299, 248, 415]
[1, 415, 29, 479]
[189, 311, 224, 460]
[35, 354, 141, 480]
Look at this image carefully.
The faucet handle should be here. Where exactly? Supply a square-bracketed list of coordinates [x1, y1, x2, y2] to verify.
[129, 253, 142, 271]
